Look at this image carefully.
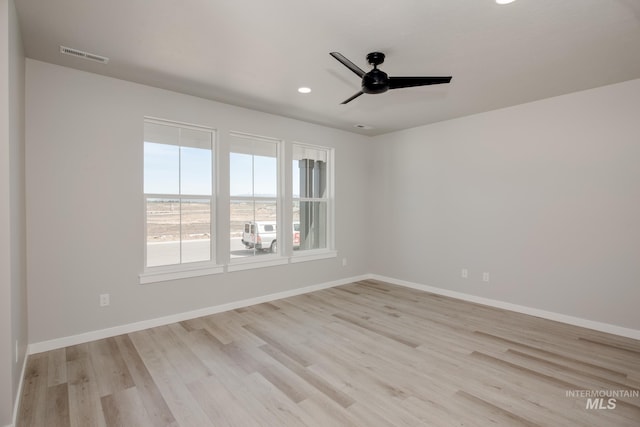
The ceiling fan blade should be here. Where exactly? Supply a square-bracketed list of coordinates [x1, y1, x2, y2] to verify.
[389, 76, 452, 89]
[341, 91, 364, 104]
[330, 52, 366, 78]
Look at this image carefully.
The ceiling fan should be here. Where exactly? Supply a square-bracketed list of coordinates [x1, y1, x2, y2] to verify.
[330, 51, 452, 104]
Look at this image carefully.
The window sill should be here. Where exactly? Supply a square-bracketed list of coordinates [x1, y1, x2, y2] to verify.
[227, 256, 289, 272]
[139, 264, 224, 284]
[140, 250, 338, 283]
[227, 250, 337, 272]
[290, 249, 338, 263]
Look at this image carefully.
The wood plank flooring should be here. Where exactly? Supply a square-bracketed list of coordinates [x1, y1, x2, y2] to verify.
[18, 280, 640, 426]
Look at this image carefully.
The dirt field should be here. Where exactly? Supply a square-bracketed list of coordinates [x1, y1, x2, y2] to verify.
[146, 199, 291, 241]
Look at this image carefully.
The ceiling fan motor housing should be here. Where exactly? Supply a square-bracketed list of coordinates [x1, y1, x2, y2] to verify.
[362, 68, 389, 94]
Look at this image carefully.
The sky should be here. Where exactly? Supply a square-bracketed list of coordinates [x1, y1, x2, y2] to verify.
[144, 142, 296, 197]
[230, 152, 278, 197]
[144, 142, 212, 195]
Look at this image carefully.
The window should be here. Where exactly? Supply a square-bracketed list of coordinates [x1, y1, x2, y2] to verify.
[229, 132, 281, 263]
[143, 119, 218, 277]
[141, 119, 334, 281]
[292, 143, 334, 255]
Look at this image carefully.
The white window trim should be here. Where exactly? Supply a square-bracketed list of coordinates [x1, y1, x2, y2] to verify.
[290, 249, 338, 263]
[291, 142, 335, 259]
[142, 117, 218, 283]
[139, 263, 224, 284]
[140, 128, 338, 284]
[228, 132, 285, 267]
[227, 256, 289, 272]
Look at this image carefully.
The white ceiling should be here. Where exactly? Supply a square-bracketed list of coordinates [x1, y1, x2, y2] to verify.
[15, 0, 640, 136]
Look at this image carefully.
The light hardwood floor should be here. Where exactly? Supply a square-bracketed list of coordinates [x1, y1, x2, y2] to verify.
[18, 280, 640, 426]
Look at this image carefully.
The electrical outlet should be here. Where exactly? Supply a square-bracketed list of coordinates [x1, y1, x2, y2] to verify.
[342, 258, 348, 267]
[461, 268, 468, 278]
[482, 272, 490, 282]
[99, 293, 110, 307]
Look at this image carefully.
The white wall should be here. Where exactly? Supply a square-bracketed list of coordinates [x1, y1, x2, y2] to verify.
[370, 79, 640, 330]
[23, 54, 640, 350]
[0, 0, 27, 425]
[25, 59, 371, 344]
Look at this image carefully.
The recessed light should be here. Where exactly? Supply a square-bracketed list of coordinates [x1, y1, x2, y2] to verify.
[298, 87, 312, 94]
[496, 0, 515, 4]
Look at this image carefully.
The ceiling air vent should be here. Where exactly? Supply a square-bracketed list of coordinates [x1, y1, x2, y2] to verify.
[60, 46, 109, 64]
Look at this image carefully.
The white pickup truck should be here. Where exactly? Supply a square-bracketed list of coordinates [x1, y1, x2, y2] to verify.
[241, 221, 300, 253]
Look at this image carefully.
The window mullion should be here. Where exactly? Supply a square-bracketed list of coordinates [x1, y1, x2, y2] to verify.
[178, 128, 183, 264]
[251, 154, 256, 256]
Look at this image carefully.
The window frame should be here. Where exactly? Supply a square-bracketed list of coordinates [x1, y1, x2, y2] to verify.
[291, 142, 337, 263]
[140, 117, 223, 284]
[139, 121, 338, 284]
[227, 131, 288, 272]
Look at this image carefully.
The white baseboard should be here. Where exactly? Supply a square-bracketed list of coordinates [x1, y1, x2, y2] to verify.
[369, 274, 640, 341]
[28, 274, 370, 355]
